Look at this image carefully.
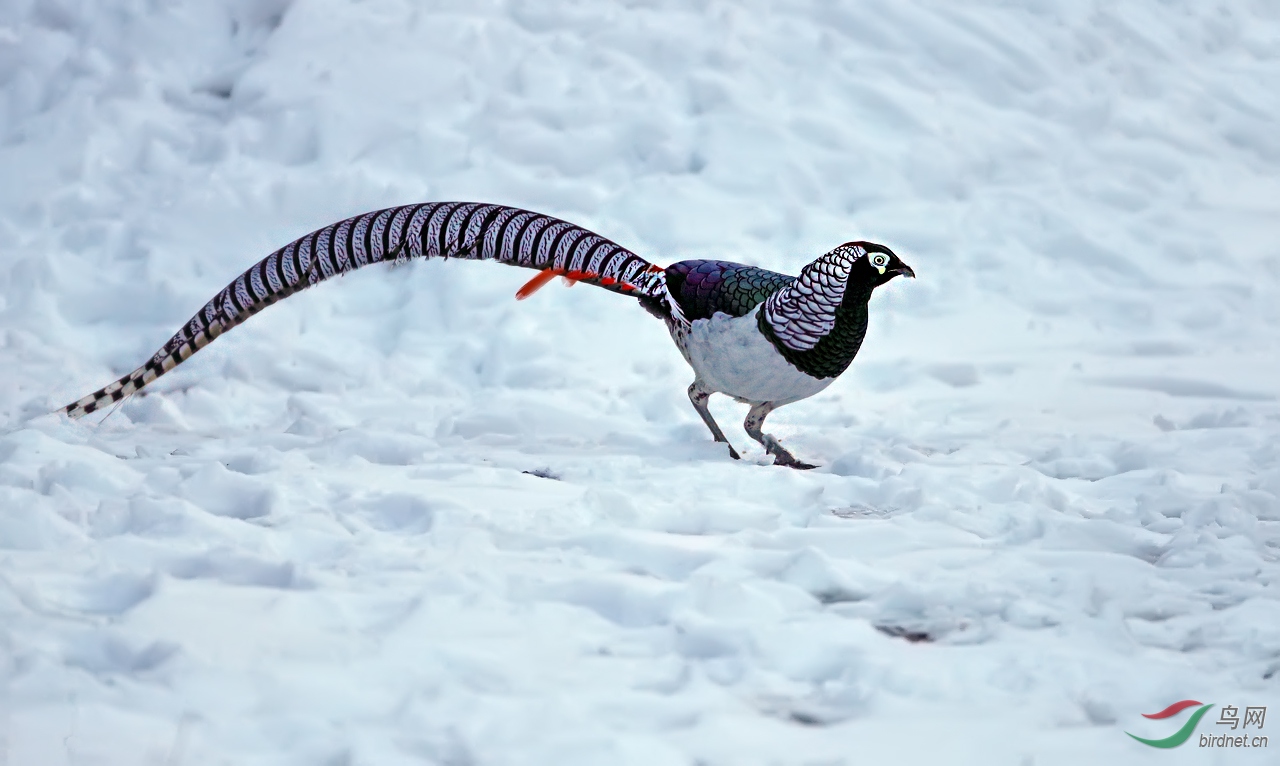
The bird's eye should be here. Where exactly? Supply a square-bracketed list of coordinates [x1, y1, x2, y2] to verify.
[871, 254, 888, 267]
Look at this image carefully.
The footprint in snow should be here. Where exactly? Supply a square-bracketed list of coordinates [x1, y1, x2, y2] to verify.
[522, 467, 561, 480]
[831, 504, 896, 519]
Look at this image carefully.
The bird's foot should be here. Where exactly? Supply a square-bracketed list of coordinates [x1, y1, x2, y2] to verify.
[773, 455, 818, 470]
[757, 433, 817, 469]
[767, 446, 817, 470]
[728, 445, 742, 460]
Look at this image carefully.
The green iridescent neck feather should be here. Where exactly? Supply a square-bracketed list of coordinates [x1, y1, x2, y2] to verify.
[663, 261, 795, 321]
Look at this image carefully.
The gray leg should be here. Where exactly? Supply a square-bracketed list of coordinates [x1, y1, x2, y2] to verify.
[744, 402, 816, 469]
[688, 381, 741, 460]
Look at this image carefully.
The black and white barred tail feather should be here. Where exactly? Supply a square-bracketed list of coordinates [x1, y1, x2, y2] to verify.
[58, 202, 682, 419]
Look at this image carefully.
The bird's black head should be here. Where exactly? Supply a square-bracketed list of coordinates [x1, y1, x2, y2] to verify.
[781, 239, 916, 317]
[843, 241, 915, 288]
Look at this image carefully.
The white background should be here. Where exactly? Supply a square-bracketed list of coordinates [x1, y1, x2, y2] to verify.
[2, 1, 1279, 763]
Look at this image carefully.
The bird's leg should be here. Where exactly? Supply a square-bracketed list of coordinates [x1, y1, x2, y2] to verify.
[687, 381, 741, 460]
[744, 402, 816, 470]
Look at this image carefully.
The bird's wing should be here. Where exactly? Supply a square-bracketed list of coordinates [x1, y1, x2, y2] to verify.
[664, 260, 795, 322]
[59, 202, 681, 418]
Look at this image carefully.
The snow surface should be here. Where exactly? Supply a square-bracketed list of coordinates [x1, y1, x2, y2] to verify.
[3, 1, 1280, 763]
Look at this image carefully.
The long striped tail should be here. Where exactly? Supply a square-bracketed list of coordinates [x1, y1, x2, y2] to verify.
[58, 202, 683, 419]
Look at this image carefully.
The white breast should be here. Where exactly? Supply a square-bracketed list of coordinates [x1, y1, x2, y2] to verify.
[671, 306, 834, 405]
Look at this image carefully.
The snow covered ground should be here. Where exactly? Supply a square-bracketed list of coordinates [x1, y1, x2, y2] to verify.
[3, 1, 1280, 763]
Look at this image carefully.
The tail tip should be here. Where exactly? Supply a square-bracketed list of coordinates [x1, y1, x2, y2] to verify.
[56, 399, 95, 420]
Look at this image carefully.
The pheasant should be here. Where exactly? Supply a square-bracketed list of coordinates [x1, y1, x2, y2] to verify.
[58, 202, 914, 468]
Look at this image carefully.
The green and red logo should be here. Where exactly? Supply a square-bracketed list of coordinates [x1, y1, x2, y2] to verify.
[1127, 700, 1214, 748]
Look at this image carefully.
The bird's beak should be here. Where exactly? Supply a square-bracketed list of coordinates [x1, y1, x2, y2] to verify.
[894, 263, 916, 279]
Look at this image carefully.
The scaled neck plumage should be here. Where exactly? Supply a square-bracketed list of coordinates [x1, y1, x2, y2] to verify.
[758, 244, 875, 379]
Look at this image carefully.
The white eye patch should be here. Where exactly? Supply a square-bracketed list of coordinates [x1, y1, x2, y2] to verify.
[870, 253, 889, 274]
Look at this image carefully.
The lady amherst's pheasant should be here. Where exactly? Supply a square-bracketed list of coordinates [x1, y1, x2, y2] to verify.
[59, 202, 914, 468]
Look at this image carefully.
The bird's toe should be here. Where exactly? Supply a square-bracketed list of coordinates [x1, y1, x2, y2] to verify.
[769, 451, 818, 470]
[781, 459, 818, 470]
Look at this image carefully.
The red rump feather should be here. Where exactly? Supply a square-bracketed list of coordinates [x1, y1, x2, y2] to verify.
[515, 268, 639, 299]
[515, 269, 563, 300]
